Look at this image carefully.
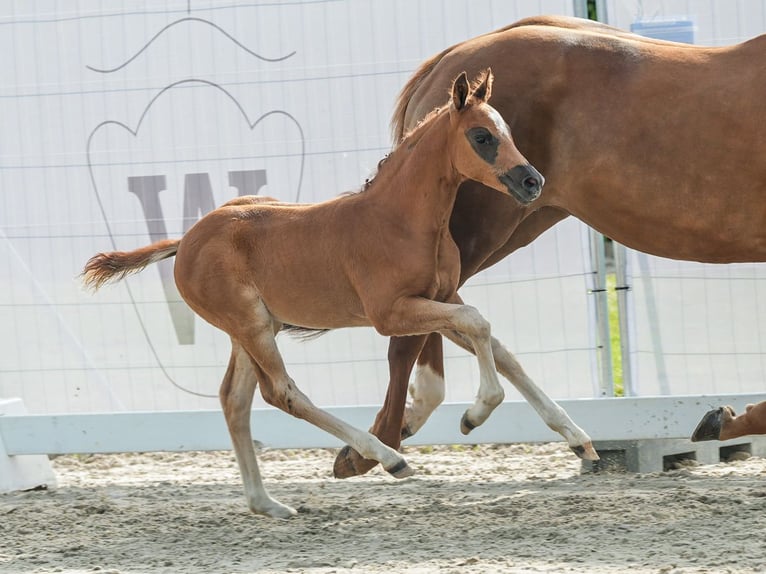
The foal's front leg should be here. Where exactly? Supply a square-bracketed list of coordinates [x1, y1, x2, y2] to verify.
[441, 330, 598, 460]
[373, 296, 505, 434]
[399, 291, 597, 460]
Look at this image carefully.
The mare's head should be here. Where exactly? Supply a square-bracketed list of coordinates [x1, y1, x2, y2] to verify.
[448, 69, 543, 205]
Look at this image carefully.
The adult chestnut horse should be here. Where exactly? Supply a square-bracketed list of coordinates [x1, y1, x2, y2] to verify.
[83, 70, 544, 518]
[692, 401, 766, 442]
[333, 15, 766, 478]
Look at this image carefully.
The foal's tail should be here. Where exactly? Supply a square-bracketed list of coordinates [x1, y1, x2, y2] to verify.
[82, 238, 180, 291]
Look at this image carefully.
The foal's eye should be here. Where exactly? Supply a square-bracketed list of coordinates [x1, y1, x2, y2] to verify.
[470, 128, 493, 145]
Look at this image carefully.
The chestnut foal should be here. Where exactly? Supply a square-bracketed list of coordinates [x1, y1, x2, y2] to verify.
[82, 70, 543, 518]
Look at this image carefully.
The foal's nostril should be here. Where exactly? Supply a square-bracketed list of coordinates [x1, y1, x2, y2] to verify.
[502, 164, 543, 203]
[523, 176, 541, 192]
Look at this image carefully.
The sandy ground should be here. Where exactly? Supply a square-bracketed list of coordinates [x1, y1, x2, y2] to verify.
[1, 443, 765, 574]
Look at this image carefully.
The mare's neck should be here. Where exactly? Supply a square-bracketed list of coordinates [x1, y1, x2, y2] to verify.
[365, 111, 461, 231]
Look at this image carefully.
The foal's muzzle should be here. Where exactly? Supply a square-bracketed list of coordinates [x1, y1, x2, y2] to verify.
[499, 164, 544, 205]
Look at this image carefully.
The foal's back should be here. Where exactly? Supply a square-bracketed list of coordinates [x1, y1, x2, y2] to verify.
[174, 195, 374, 331]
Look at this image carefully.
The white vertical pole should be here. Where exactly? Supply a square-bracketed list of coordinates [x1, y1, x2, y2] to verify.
[589, 229, 614, 396]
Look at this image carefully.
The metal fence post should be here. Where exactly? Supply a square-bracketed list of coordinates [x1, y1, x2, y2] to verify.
[613, 242, 634, 396]
[589, 229, 614, 396]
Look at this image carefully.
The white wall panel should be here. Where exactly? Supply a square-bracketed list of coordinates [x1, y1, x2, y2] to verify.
[1, 1, 597, 416]
[605, 0, 766, 44]
[604, 1, 766, 397]
[627, 254, 766, 396]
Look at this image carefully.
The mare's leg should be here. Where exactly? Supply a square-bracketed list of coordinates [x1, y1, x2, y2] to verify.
[402, 333, 446, 439]
[692, 401, 766, 441]
[441, 329, 598, 460]
[373, 297, 505, 434]
[237, 301, 413, 483]
[721, 402, 766, 439]
[333, 335, 428, 479]
[220, 341, 296, 518]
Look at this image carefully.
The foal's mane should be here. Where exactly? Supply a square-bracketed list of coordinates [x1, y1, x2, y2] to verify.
[393, 68, 491, 143]
[368, 69, 491, 193]
[361, 154, 391, 192]
[362, 96, 452, 192]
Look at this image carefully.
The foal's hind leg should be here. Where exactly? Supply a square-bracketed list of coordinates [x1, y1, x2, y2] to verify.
[333, 334, 428, 479]
[237, 302, 413, 480]
[220, 341, 296, 518]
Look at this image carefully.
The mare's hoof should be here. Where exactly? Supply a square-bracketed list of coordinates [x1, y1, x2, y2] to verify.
[691, 407, 726, 442]
[460, 411, 477, 435]
[385, 459, 415, 479]
[570, 441, 600, 461]
[333, 445, 379, 479]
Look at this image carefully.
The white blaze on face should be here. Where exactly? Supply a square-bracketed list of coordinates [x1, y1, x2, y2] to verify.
[484, 104, 511, 140]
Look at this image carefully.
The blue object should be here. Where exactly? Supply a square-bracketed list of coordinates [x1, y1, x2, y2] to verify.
[630, 19, 695, 44]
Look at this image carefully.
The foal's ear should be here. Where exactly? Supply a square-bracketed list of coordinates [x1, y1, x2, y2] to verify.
[472, 68, 493, 103]
[452, 71, 470, 110]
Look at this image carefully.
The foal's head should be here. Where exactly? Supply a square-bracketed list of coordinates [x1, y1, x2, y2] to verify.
[448, 69, 543, 204]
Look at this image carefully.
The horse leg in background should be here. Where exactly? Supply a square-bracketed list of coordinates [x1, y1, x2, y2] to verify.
[333, 209, 574, 478]
[389, 209, 568, 441]
[333, 334, 428, 479]
[692, 400, 766, 441]
[220, 341, 297, 518]
[402, 333, 446, 439]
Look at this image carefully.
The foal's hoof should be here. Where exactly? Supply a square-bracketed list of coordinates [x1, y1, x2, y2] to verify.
[570, 441, 600, 461]
[253, 500, 298, 520]
[460, 411, 477, 435]
[333, 445, 379, 479]
[691, 407, 728, 442]
[385, 459, 415, 479]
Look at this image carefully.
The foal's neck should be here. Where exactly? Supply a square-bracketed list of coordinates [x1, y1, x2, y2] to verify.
[367, 111, 461, 230]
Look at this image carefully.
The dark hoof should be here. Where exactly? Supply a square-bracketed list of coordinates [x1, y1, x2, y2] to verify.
[384, 459, 414, 479]
[333, 445, 379, 479]
[460, 411, 476, 435]
[570, 442, 600, 461]
[691, 407, 724, 442]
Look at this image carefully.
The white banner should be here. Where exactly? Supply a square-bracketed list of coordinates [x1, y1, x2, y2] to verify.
[1, 0, 601, 415]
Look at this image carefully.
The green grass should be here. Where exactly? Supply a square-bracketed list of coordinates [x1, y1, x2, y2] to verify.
[606, 273, 624, 396]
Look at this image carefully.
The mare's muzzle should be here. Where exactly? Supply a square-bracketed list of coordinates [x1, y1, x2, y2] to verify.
[499, 164, 544, 205]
